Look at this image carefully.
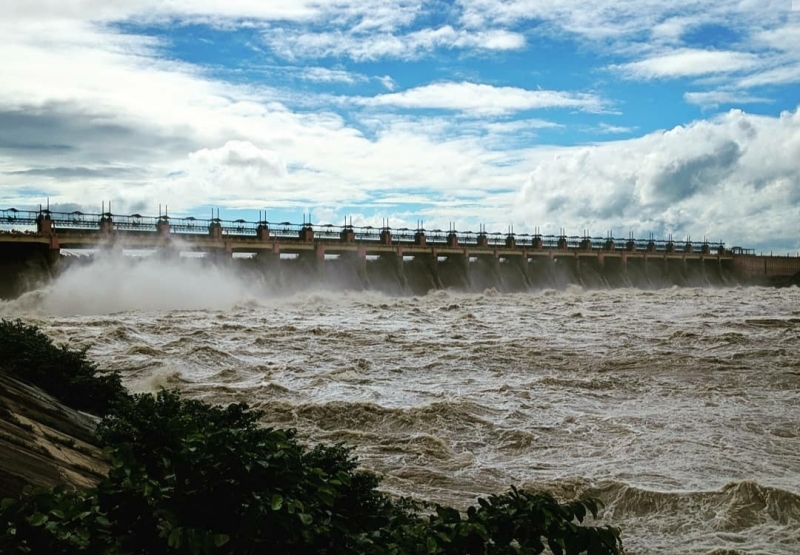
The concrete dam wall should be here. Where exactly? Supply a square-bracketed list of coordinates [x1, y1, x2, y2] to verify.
[3, 247, 799, 301]
[257, 253, 746, 296]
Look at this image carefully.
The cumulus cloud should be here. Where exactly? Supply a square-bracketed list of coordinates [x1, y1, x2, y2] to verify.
[515, 108, 800, 250]
[190, 141, 287, 176]
[167, 141, 288, 205]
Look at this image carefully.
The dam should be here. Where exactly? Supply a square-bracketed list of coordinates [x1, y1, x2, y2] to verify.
[1, 207, 799, 297]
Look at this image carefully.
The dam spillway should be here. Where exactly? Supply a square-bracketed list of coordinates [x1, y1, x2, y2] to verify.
[1, 207, 799, 297]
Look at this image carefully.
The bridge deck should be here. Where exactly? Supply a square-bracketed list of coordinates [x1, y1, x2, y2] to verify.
[0, 228, 735, 260]
[0, 208, 732, 260]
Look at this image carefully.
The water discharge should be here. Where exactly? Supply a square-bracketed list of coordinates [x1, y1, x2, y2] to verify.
[2, 255, 799, 554]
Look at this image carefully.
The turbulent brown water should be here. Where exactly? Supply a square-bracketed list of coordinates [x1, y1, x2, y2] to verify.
[2, 255, 800, 555]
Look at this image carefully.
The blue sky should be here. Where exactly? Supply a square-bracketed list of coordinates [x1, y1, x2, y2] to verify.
[1, 0, 799, 251]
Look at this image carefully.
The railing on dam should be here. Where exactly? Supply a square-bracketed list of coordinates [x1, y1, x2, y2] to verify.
[1, 207, 728, 254]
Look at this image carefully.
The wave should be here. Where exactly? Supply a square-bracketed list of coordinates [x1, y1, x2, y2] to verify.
[124, 345, 163, 357]
[744, 318, 800, 328]
[521, 478, 800, 555]
[9, 284, 800, 554]
[536, 375, 628, 391]
[591, 480, 800, 526]
[0, 289, 48, 316]
[261, 399, 495, 437]
[126, 368, 186, 393]
[185, 345, 243, 368]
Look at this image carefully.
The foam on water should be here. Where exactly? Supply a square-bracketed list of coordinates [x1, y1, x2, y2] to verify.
[2, 253, 256, 316]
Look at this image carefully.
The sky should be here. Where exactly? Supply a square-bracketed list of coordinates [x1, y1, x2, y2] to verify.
[0, 0, 799, 252]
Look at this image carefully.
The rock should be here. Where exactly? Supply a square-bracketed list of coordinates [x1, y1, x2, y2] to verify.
[0, 373, 109, 498]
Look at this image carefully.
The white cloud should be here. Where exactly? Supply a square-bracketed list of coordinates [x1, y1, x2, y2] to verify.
[190, 141, 287, 176]
[649, 17, 699, 43]
[452, 1, 800, 95]
[614, 49, 761, 79]
[752, 24, 800, 53]
[591, 123, 636, 134]
[607, 31, 800, 92]
[351, 114, 561, 153]
[455, 0, 788, 40]
[684, 91, 772, 108]
[515, 108, 800, 250]
[0, 0, 423, 27]
[262, 26, 525, 61]
[378, 75, 397, 91]
[179, 141, 288, 203]
[483, 119, 562, 133]
[349, 82, 605, 115]
[335, 1, 424, 32]
[0, 20, 527, 216]
[735, 64, 800, 88]
[727, 25, 800, 87]
[0, 0, 322, 23]
[299, 67, 366, 84]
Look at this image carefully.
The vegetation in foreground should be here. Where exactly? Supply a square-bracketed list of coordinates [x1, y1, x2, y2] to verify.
[0, 319, 623, 554]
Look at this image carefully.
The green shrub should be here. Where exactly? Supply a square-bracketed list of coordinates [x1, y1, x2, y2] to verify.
[0, 319, 127, 416]
[95, 390, 400, 554]
[1, 390, 623, 554]
[0, 486, 111, 555]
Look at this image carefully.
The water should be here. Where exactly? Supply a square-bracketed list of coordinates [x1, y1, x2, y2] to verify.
[2, 256, 799, 554]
